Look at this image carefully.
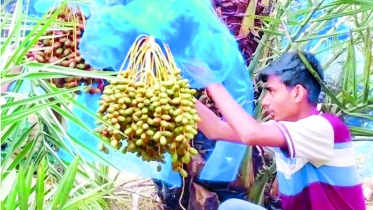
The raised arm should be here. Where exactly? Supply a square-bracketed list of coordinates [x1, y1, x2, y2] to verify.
[195, 98, 285, 147]
[203, 84, 286, 147]
[195, 100, 240, 142]
[184, 59, 286, 147]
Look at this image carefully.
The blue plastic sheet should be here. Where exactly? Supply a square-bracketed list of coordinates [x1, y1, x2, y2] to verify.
[0, 0, 128, 18]
[2, 0, 39, 16]
[76, 0, 254, 184]
[33, 0, 91, 16]
[32, 0, 128, 17]
[8, 79, 45, 95]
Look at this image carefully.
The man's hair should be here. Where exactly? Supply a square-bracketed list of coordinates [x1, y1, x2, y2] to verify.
[258, 51, 324, 106]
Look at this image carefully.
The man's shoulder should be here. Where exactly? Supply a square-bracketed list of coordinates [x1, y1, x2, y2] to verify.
[278, 112, 352, 143]
[319, 112, 346, 126]
[305, 112, 348, 130]
[294, 112, 352, 143]
[319, 112, 352, 143]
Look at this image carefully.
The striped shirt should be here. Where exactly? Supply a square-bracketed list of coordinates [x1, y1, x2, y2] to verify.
[258, 109, 366, 210]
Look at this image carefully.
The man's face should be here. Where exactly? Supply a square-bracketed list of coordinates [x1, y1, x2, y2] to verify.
[261, 76, 298, 121]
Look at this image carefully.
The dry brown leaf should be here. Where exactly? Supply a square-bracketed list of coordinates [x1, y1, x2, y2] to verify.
[188, 182, 220, 210]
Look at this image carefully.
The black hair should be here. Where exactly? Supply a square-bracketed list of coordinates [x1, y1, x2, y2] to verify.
[258, 51, 324, 105]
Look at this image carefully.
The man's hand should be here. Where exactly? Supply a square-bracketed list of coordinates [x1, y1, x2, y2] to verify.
[180, 59, 220, 88]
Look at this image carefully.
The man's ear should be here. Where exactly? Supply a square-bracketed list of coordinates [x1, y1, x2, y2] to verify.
[293, 84, 307, 103]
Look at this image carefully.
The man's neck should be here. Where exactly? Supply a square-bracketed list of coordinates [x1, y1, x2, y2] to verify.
[293, 104, 318, 121]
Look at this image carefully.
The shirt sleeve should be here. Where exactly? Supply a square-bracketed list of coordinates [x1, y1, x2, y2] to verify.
[275, 115, 335, 165]
[256, 120, 276, 157]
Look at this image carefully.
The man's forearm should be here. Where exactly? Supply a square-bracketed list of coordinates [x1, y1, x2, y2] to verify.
[194, 100, 222, 139]
[195, 100, 242, 142]
[206, 84, 262, 144]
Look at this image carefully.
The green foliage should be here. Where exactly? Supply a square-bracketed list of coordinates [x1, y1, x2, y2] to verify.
[1, 1, 157, 209]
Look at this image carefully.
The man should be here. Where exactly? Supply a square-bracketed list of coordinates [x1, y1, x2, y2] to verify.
[186, 51, 366, 210]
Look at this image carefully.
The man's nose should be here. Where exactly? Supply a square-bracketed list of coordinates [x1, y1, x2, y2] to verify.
[261, 93, 270, 107]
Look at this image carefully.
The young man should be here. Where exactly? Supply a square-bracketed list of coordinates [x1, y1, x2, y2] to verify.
[186, 52, 366, 210]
